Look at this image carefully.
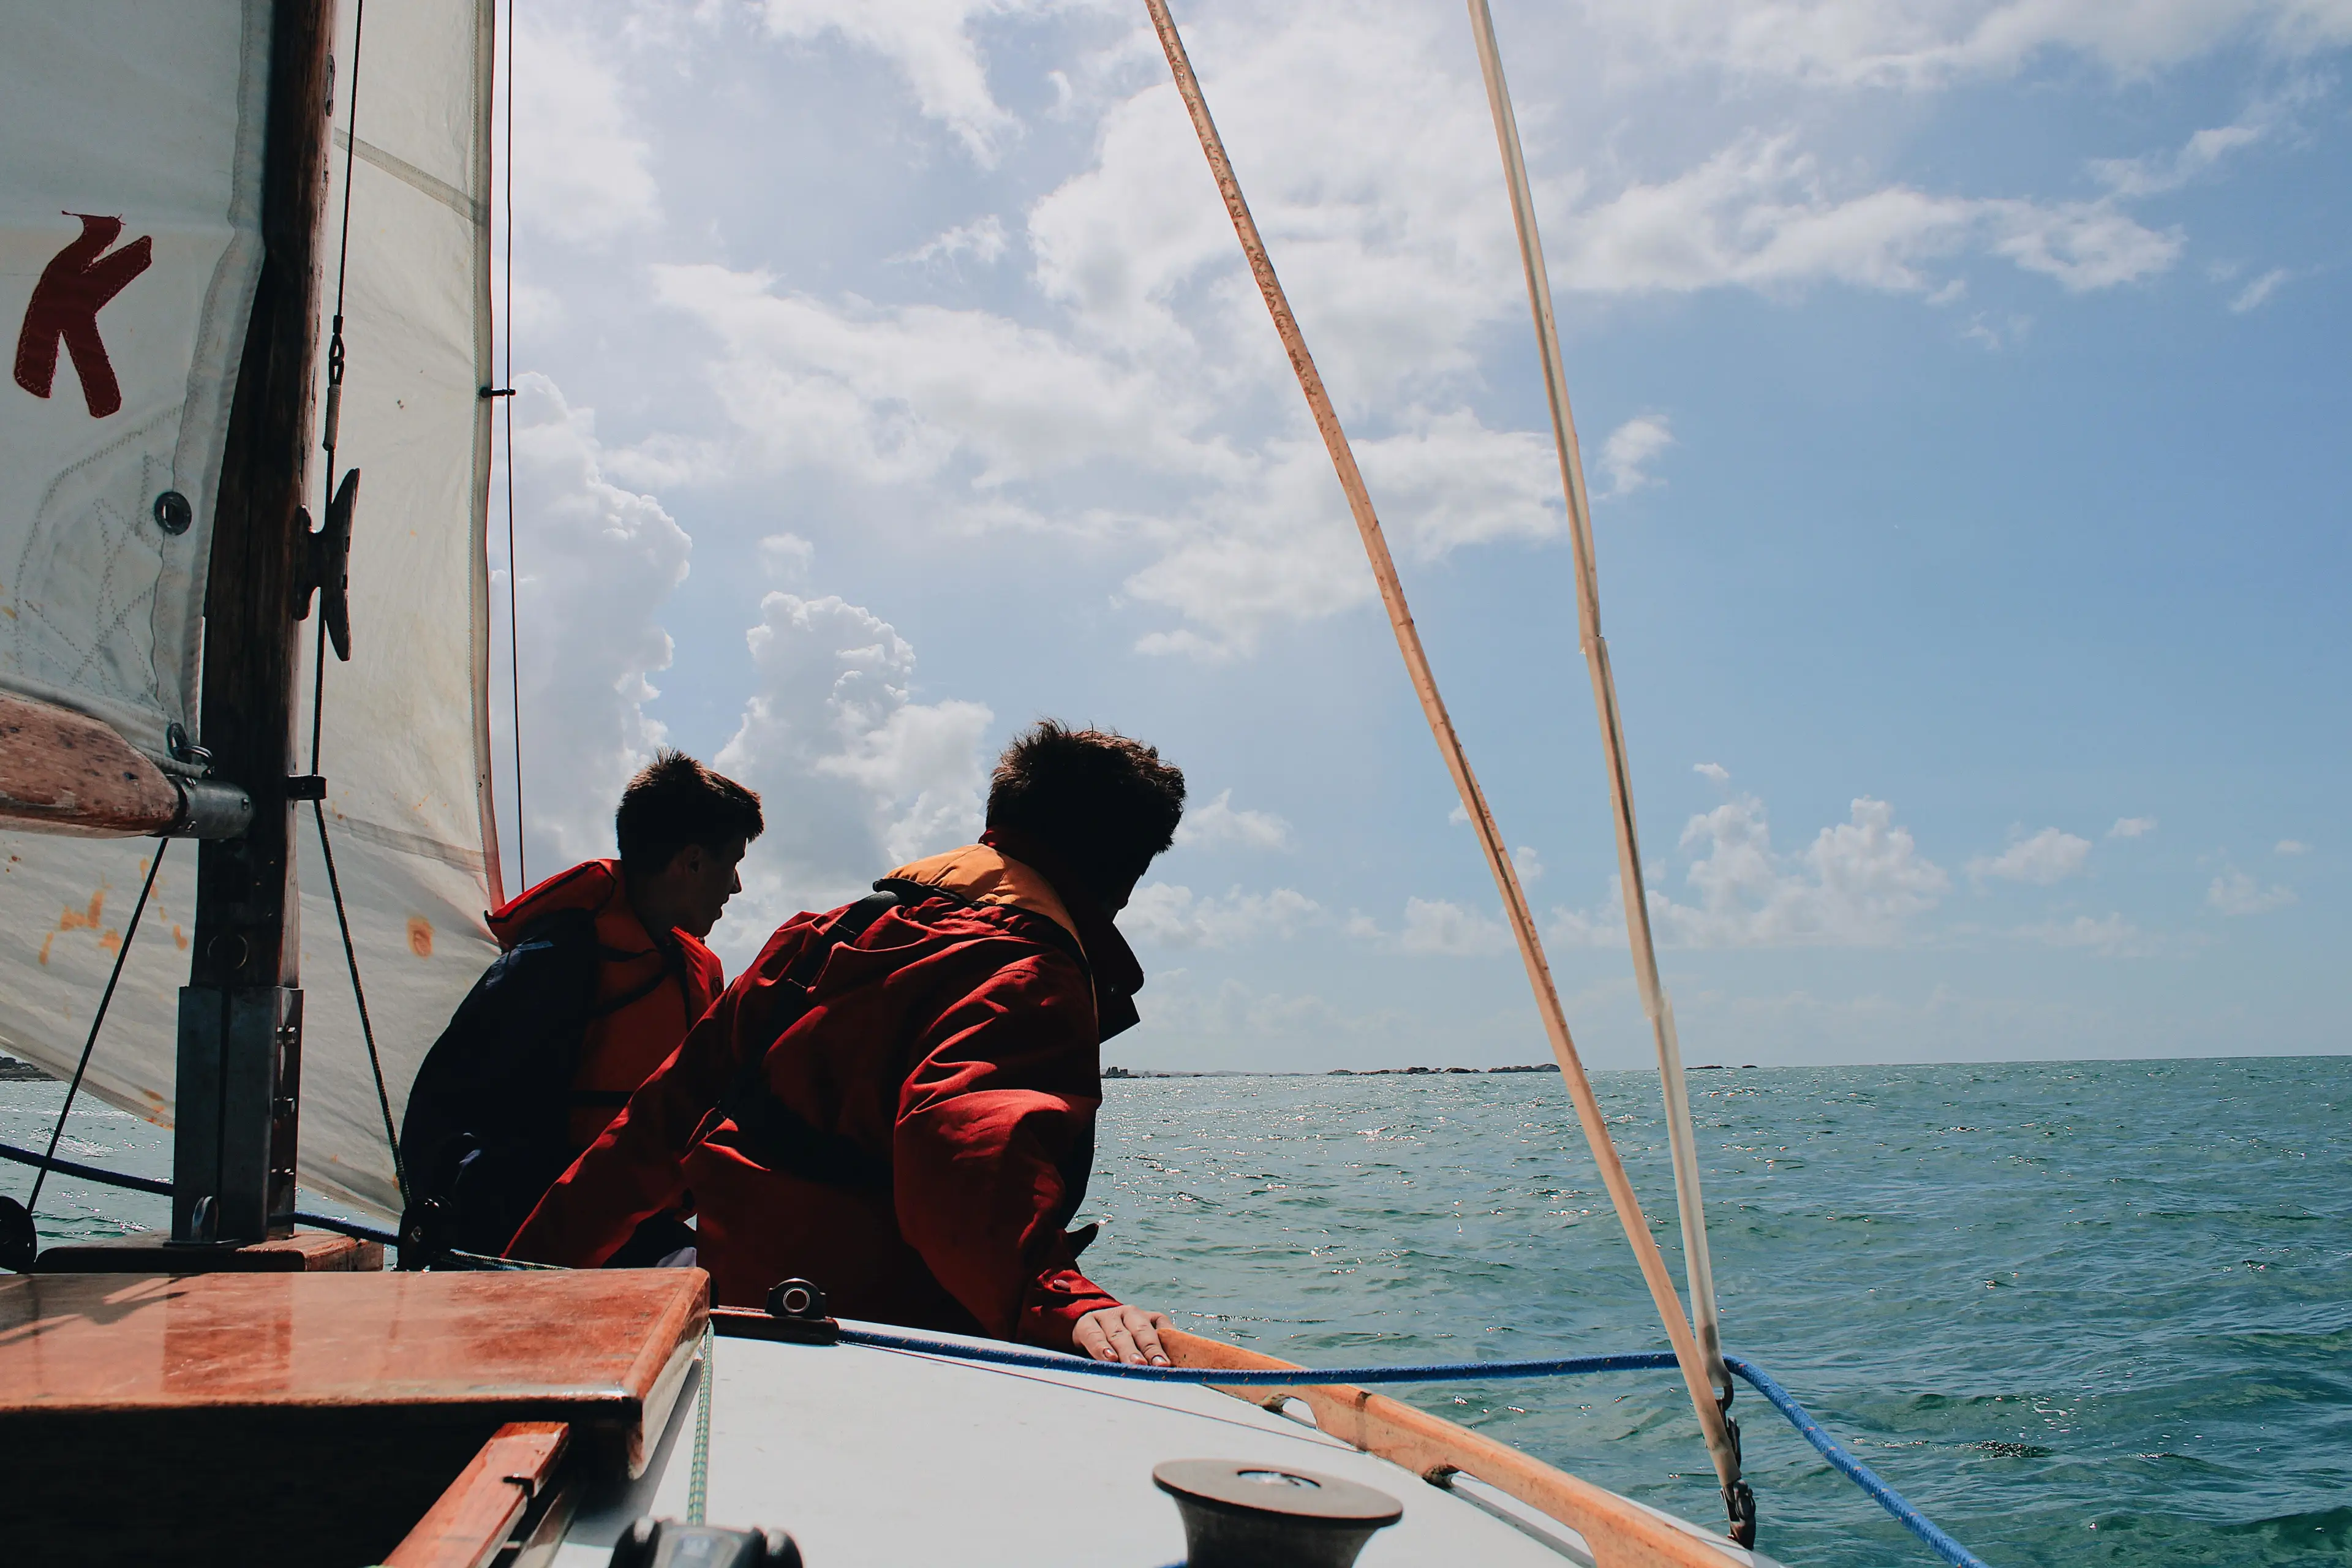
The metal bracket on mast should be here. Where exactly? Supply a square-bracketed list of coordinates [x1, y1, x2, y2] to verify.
[171, 986, 302, 1243]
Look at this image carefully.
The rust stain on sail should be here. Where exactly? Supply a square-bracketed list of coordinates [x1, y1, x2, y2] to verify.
[407, 917, 434, 958]
[37, 885, 108, 965]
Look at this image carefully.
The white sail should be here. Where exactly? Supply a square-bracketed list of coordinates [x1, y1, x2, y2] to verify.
[0, 0, 501, 1225]
[0, 4, 268, 1150]
[293, 0, 500, 1215]
[0, 1, 268, 762]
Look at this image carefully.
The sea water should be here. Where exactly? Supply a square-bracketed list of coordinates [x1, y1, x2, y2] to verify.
[6, 1055, 2346, 1567]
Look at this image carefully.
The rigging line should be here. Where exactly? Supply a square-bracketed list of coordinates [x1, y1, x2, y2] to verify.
[307, 0, 368, 778]
[0, 1140, 401, 1246]
[501, 0, 525, 889]
[24, 842, 169, 1217]
[317, 0, 364, 546]
[313, 799, 407, 1207]
[1139, 0, 1744, 1506]
[1462, 0, 1732, 1408]
[687, 1321, 714, 1525]
[303, 0, 405, 1205]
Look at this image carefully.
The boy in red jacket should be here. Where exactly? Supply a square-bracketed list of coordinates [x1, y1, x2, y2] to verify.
[508, 722, 1183, 1365]
[401, 751, 761, 1258]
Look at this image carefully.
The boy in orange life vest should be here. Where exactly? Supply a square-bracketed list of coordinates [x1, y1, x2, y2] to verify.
[508, 723, 1182, 1365]
[400, 751, 763, 1259]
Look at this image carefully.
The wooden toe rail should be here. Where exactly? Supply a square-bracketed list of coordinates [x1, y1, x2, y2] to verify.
[1163, 1329, 1744, 1568]
[384, 1422, 570, 1568]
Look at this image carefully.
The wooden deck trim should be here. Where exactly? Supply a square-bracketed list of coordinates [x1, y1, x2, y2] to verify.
[383, 1421, 568, 1568]
[33, 1229, 382, 1273]
[1162, 1329, 1743, 1568]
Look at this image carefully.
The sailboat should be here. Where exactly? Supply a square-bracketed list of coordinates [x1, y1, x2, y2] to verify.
[1, 5, 1989, 1566]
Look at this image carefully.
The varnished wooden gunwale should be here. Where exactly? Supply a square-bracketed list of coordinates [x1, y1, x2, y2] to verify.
[1162, 1327, 1746, 1568]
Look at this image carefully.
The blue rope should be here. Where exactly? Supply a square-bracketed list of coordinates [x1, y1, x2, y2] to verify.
[835, 1327, 1989, 1568]
[1723, 1355, 1987, 1568]
[839, 1325, 1678, 1385]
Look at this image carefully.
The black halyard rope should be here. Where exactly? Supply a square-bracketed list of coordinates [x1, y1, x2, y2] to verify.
[24, 841, 169, 1217]
[312, 0, 364, 780]
[306, 0, 409, 1208]
[311, 807, 406, 1204]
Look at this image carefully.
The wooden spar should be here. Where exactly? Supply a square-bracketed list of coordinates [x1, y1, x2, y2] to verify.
[1139, 0, 1744, 1512]
[179, 0, 339, 1243]
[1163, 1329, 1746, 1568]
[0, 692, 255, 838]
[1461, 0, 1735, 1414]
[0, 693, 190, 833]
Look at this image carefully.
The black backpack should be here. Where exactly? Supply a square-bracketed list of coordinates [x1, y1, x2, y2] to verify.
[398, 907, 680, 1258]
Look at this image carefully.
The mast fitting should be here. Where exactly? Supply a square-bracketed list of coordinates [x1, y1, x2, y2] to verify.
[293, 467, 358, 660]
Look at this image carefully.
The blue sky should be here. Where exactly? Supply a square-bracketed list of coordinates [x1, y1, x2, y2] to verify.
[488, 0, 2350, 1070]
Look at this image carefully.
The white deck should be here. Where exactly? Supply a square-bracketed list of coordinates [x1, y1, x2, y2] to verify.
[552, 1320, 1777, 1568]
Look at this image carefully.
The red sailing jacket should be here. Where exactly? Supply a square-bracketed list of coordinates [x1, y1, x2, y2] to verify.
[505, 837, 1136, 1352]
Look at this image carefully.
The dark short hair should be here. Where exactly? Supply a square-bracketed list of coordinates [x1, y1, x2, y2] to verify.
[986, 721, 1185, 895]
[616, 751, 763, 874]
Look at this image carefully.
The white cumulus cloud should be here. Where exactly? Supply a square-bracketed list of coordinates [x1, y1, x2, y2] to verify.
[897, 214, 1012, 269]
[1347, 896, 1516, 957]
[1174, 790, 1295, 852]
[2014, 913, 2163, 957]
[1566, 0, 2352, 88]
[749, 0, 1046, 165]
[1654, 793, 1950, 946]
[1969, 826, 2093, 885]
[2229, 267, 2293, 312]
[712, 592, 993, 961]
[2207, 869, 2297, 917]
[1600, 414, 1675, 497]
[758, 532, 815, 582]
[514, 18, 662, 244]
[1397, 896, 1514, 957]
[1125, 883, 1320, 949]
[499, 374, 692, 870]
[1548, 134, 2181, 298]
[2275, 839, 2311, 855]
[2108, 815, 2158, 839]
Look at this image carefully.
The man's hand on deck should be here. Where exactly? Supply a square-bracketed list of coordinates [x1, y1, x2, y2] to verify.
[1075, 1304, 1173, 1365]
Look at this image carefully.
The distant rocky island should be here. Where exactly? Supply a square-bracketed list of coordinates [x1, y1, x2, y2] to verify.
[0, 1055, 51, 1082]
[1101, 1062, 1756, 1079]
[1102, 1063, 1559, 1079]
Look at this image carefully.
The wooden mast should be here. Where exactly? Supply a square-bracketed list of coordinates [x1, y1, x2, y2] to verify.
[174, 0, 338, 1245]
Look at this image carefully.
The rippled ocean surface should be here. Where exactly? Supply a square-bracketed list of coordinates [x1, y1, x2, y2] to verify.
[8, 1055, 2346, 1567]
[1079, 1058, 2350, 1568]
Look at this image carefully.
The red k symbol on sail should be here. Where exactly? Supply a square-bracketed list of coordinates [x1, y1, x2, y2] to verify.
[14, 214, 154, 418]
